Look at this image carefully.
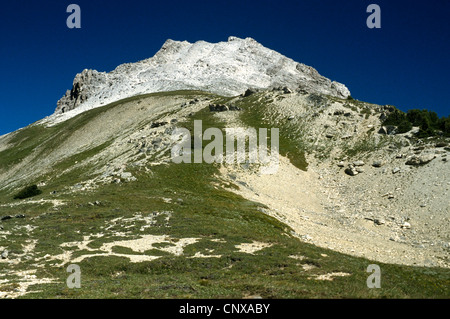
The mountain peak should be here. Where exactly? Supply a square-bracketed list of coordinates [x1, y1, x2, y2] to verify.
[52, 37, 350, 123]
[227, 36, 258, 43]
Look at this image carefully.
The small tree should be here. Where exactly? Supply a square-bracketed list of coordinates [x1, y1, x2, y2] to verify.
[438, 116, 450, 136]
[397, 120, 413, 133]
[383, 109, 408, 127]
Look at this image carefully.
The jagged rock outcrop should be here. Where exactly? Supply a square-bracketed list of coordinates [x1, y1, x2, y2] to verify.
[53, 36, 350, 119]
[56, 69, 109, 113]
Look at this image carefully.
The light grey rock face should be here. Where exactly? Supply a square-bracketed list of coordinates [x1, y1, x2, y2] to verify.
[54, 36, 350, 118]
[56, 69, 109, 114]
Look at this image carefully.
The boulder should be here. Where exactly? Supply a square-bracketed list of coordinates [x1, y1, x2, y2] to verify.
[405, 154, 436, 166]
[243, 88, 256, 97]
[378, 125, 397, 135]
[435, 142, 448, 148]
[228, 105, 241, 111]
[120, 172, 132, 179]
[282, 87, 292, 94]
[345, 166, 359, 176]
[218, 104, 228, 112]
[151, 121, 168, 128]
[353, 160, 365, 166]
[209, 104, 235, 112]
[401, 222, 411, 229]
[372, 161, 383, 167]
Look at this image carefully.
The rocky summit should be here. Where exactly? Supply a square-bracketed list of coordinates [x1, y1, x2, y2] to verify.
[0, 37, 448, 299]
[52, 37, 350, 122]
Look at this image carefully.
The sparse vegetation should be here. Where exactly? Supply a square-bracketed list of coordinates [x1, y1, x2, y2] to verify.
[237, 93, 309, 171]
[342, 136, 388, 158]
[360, 108, 372, 120]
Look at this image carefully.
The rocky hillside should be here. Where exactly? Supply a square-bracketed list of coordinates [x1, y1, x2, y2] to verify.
[0, 38, 448, 298]
[216, 89, 450, 269]
[0, 88, 449, 298]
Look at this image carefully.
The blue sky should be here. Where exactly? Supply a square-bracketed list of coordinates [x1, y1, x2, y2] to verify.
[0, 0, 449, 135]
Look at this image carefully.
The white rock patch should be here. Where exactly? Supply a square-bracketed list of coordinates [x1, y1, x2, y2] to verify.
[235, 241, 272, 254]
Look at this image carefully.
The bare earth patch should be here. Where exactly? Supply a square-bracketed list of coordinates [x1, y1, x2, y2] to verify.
[310, 272, 351, 281]
[235, 241, 272, 254]
[0, 270, 56, 299]
[221, 155, 449, 268]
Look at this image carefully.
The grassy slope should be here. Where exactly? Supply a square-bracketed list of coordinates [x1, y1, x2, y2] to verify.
[235, 93, 309, 171]
[0, 91, 448, 299]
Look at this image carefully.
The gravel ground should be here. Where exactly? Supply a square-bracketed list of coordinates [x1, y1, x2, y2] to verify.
[219, 91, 450, 268]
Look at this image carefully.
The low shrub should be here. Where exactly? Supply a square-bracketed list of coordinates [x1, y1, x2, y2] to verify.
[13, 185, 42, 199]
